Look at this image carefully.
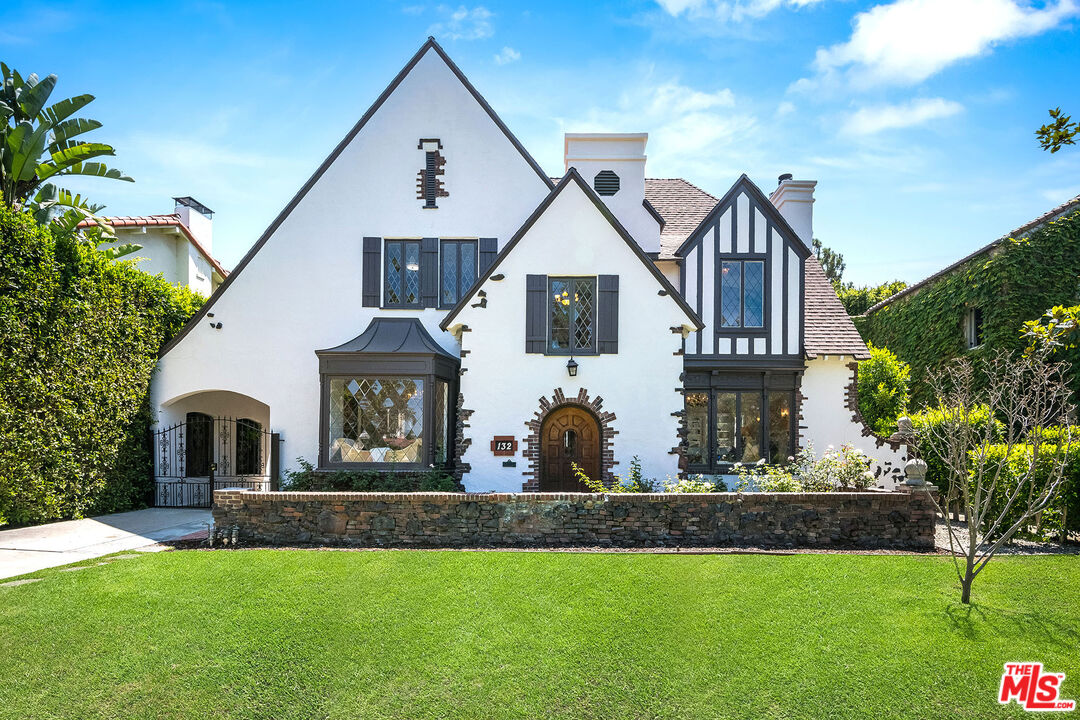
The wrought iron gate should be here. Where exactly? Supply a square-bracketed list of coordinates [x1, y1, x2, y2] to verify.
[154, 416, 278, 508]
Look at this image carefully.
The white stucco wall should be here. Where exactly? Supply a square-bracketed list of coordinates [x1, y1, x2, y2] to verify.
[115, 228, 182, 284]
[452, 179, 694, 492]
[152, 45, 552, 472]
[800, 355, 908, 488]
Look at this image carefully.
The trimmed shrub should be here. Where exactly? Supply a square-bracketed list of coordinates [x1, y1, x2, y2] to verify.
[0, 207, 203, 527]
[979, 441, 1079, 540]
[857, 343, 911, 436]
[910, 403, 1003, 496]
[282, 458, 460, 492]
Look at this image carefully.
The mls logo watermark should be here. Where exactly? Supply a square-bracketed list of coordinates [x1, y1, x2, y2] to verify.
[999, 663, 1076, 712]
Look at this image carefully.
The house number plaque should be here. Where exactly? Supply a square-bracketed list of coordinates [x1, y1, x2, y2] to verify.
[490, 436, 517, 456]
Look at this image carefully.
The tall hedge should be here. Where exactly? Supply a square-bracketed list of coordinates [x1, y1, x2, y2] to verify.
[857, 209, 1080, 407]
[0, 207, 203, 527]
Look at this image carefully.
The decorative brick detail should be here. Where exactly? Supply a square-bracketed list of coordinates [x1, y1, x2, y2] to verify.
[212, 488, 938, 550]
[453, 391, 473, 482]
[521, 388, 618, 492]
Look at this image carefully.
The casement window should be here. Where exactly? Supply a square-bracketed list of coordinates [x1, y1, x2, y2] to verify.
[363, 237, 497, 310]
[384, 240, 422, 307]
[964, 307, 984, 349]
[440, 240, 478, 307]
[525, 274, 618, 355]
[549, 277, 596, 354]
[720, 260, 765, 328]
[327, 376, 428, 464]
[684, 374, 797, 473]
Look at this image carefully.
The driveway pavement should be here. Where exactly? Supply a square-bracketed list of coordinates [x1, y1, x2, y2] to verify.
[0, 508, 211, 580]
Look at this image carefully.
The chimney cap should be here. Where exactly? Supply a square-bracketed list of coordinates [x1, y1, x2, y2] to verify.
[173, 196, 214, 218]
[778, 173, 793, 185]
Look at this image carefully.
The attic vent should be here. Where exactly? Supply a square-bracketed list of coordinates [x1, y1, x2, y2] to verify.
[594, 170, 620, 196]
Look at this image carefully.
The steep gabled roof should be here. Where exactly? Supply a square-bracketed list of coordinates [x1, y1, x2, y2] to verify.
[644, 178, 719, 259]
[864, 192, 1080, 315]
[440, 167, 704, 332]
[675, 173, 811, 261]
[317, 317, 457, 361]
[160, 37, 553, 357]
[79, 214, 228, 278]
[804, 256, 869, 360]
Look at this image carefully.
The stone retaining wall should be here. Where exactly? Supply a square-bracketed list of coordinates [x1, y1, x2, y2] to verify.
[212, 488, 936, 550]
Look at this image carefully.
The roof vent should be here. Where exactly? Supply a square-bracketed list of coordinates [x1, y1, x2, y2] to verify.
[777, 173, 793, 185]
[594, 170, 620, 196]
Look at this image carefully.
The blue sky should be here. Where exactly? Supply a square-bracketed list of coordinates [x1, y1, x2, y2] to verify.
[3, 0, 1078, 285]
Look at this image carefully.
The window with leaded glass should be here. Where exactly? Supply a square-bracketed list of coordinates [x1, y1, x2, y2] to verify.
[549, 277, 596, 353]
[440, 240, 477, 307]
[685, 392, 709, 465]
[434, 379, 449, 463]
[328, 377, 424, 463]
[768, 392, 793, 464]
[720, 260, 765, 329]
[684, 382, 795, 473]
[384, 240, 421, 307]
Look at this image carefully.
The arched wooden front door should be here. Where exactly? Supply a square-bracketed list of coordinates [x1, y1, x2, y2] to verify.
[540, 406, 601, 492]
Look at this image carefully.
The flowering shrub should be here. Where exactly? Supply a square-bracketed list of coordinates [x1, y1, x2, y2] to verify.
[792, 443, 876, 490]
[663, 476, 727, 493]
[734, 460, 804, 492]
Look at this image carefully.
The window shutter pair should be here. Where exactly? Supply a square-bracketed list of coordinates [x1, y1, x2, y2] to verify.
[525, 274, 619, 354]
[364, 237, 496, 309]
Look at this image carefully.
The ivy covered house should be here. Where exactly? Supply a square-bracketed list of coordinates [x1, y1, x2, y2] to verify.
[858, 195, 1080, 405]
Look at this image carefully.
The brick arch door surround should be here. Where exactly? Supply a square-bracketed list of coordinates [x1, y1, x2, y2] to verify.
[523, 388, 617, 492]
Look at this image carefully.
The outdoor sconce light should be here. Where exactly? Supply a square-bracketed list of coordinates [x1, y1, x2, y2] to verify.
[566, 357, 578, 377]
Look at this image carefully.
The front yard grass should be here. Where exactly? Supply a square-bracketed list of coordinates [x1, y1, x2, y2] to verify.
[1, 550, 1077, 719]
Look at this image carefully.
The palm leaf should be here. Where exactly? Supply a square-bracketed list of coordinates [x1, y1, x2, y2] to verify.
[40, 94, 94, 126]
[36, 142, 118, 180]
[54, 161, 133, 182]
[100, 242, 142, 260]
[16, 73, 56, 119]
[49, 117, 102, 147]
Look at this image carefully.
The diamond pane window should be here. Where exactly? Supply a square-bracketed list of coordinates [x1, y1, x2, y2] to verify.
[434, 379, 448, 463]
[743, 261, 764, 327]
[440, 240, 478, 307]
[549, 277, 596, 353]
[384, 240, 422, 307]
[720, 261, 741, 327]
[328, 376, 424, 463]
[685, 392, 709, 465]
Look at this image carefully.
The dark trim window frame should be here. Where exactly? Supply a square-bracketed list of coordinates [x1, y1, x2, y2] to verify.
[719, 258, 766, 331]
[964, 306, 984, 350]
[439, 239, 478, 309]
[383, 239, 422, 308]
[548, 276, 597, 355]
[684, 372, 798, 474]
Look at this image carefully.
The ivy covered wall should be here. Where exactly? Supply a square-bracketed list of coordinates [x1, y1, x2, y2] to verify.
[857, 209, 1080, 407]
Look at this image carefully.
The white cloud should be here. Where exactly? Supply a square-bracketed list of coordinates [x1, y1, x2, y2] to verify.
[655, 0, 823, 23]
[841, 97, 964, 136]
[428, 5, 494, 41]
[777, 100, 796, 116]
[566, 79, 755, 179]
[493, 46, 520, 65]
[805, 0, 1078, 89]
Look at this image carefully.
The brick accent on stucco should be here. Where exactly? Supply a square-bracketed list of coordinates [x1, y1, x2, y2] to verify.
[212, 489, 937, 550]
[844, 360, 908, 486]
[522, 388, 617, 492]
[453, 391, 473, 481]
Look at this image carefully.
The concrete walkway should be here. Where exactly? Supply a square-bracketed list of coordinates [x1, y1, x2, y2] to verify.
[0, 508, 211, 580]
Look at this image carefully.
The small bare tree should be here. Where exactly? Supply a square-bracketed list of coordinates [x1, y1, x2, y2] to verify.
[921, 348, 1074, 604]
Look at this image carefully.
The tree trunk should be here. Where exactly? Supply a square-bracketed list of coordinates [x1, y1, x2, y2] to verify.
[961, 556, 976, 604]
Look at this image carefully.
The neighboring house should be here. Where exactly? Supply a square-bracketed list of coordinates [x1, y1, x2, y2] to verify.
[150, 38, 907, 502]
[860, 193, 1080, 405]
[81, 196, 228, 296]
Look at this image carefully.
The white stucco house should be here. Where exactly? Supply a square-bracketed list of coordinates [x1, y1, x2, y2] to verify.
[150, 38, 907, 500]
[84, 196, 227, 297]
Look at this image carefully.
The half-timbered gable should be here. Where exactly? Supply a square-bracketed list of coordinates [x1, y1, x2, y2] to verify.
[677, 174, 811, 361]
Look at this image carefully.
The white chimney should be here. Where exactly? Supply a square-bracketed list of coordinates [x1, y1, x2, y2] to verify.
[173, 196, 214, 253]
[768, 174, 815, 248]
[563, 133, 660, 253]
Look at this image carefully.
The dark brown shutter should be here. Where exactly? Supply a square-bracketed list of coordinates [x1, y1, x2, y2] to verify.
[525, 274, 547, 353]
[597, 274, 619, 353]
[362, 237, 381, 307]
[478, 237, 497, 276]
[420, 237, 439, 308]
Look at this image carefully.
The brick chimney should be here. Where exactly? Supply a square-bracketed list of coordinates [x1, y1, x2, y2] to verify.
[563, 133, 660, 253]
[173, 196, 213, 253]
[768, 175, 815, 248]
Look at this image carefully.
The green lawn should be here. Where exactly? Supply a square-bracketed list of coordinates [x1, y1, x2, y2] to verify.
[1, 551, 1077, 720]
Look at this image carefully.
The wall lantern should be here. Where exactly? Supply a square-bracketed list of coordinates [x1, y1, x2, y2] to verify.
[566, 357, 578, 377]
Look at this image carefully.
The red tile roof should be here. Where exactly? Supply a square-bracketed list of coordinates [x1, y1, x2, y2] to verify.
[77, 214, 228, 279]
